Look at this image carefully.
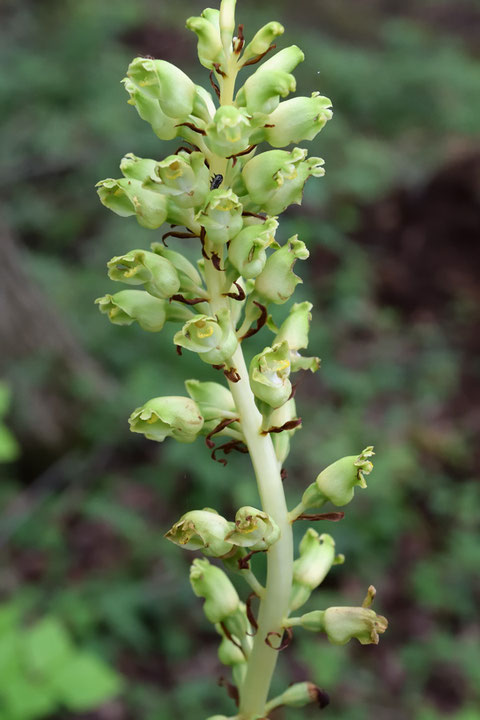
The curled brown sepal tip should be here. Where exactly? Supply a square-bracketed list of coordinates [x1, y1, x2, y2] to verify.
[246, 591, 259, 635]
[217, 676, 240, 707]
[240, 301, 268, 340]
[205, 417, 238, 449]
[224, 367, 241, 383]
[262, 418, 302, 435]
[265, 627, 293, 651]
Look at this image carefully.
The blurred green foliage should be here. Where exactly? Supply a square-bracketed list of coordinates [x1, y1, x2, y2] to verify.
[1, 0, 479, 719]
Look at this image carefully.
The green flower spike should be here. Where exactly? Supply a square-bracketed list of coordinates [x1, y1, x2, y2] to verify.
[122, 78, 180, 140]
[236, 46, 305, 115]
[128, 396, 204, 443]
[190, 558, 240, 624]
[174, 309, 238, 365]
[165, 509, 234, 557]
[241, 21, 285, 64]
[249, 341, 292, 409]
[146, 152, 210, 209]
[205, 106, 254, 158]
[95, 290, 183, 332]
[225, 506, 280, 551]
[274, 301, 320, 372]
[290, 530, 343, 612]
[186, 10, 224, 70]
[228, 217, 279, 279]
[242, 148, 325, 215]
[254, 235, 309, 305]
[96, 178, 168, 229]
[127, 57, 196, 119]
[264, 92, 333, 148]
[107, 249, 180, 299]
[195, 188, 244, 248]
[185, 379, 237, 434]
[302, 446, 375, 509]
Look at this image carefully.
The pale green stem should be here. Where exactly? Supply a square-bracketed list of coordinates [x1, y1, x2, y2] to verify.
[202, 37, 294, 718]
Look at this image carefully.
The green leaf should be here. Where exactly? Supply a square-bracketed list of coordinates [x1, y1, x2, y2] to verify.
[1, 677, 57, 720]
[53, 652, 122, 711]
[24, 617, 74, 676]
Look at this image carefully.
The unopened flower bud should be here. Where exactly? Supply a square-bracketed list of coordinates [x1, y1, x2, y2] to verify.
[195, 189, 244, 247]
[218, 633, 246, 666]
[96, 178, 168, 229]
[127, 57, 196, 119]
[151, 244, 204, 294]
[190, 558, 240, 624]
[173, 308, 238, 365]
[129, 396, 204, 443]
[268, 682, 329, 710]
[316, 605, 388, 646]
[242, 148, 324, 215]
[237, 69, 296, 116]
[185, 379, 236, 432]
[254, 235, 309, 305]
[219, 0, 236, 53]
[274, 301, 320, 372]
[264, 93, 333, 147]
[290, 531, 340, 611]
[165, 509, 234, 557]
[228, 218, 278, 279]
[226, 506, 280, 551]
[205, 106, 253, 157]
[242, 21, 285, 63]
[146, 152, 210, 209]
[249, 342, 292, 408]
[107, 249, 180, 299]
[123, 78, 179, 140]
[302, 446, 374, 508]
[95, 290, 173, 332]
[186, 11, 224, 69]
[269, 398, 299, 464]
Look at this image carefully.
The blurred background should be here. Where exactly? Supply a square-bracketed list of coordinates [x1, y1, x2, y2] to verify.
[1, 0, 479, 718]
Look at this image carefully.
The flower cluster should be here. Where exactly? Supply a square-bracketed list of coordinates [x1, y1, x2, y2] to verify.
[95, 1, 387, 717]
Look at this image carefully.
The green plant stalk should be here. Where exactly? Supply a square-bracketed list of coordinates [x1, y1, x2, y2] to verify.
[203, 51, 295, 713]
[204, 235, 293, 717]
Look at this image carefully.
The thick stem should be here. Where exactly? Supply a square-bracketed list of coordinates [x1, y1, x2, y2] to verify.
[228, 347, 294, 719]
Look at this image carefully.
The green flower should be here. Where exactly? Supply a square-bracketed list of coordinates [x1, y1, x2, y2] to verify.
[165, 509, 234, 557]
[96, 290, 169, 332]
[225, 506, 280, 551]
[236, 46, 304, 115]
[302, 446, 375, 508]
[254, 235, 309, 304]
[145, 152, 210, 209]
[249, 341, 292, 408]
[299, 606, 388, 646]
[150, 244, 204, 294]
[242, 148, 324, 215]
[185, 379, 237, 433]
[195, 189, 244, 247]
[205, 106, 254, 157]
[190, 558, 240, 624]
[290, 530, 342, 611]
[129, 397, 204, 443]
[173, 309, 238, 365]
[96, 178, 168, 229]
[263, 92, 332, 147]
[241, 21, 285, 64]
[186, 9, 224, 69]
[107, 249, 180, 299]
[127, 57, 196, 119]
[122, 78, 180, 140]
[228, 217, 278, 279]
[274, 301, 320, 372]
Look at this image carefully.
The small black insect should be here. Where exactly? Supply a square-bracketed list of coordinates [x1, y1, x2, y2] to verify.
[210, 174, 223, 190]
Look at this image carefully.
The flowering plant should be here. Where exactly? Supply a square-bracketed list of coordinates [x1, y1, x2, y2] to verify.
[96, 2, 387, 717]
